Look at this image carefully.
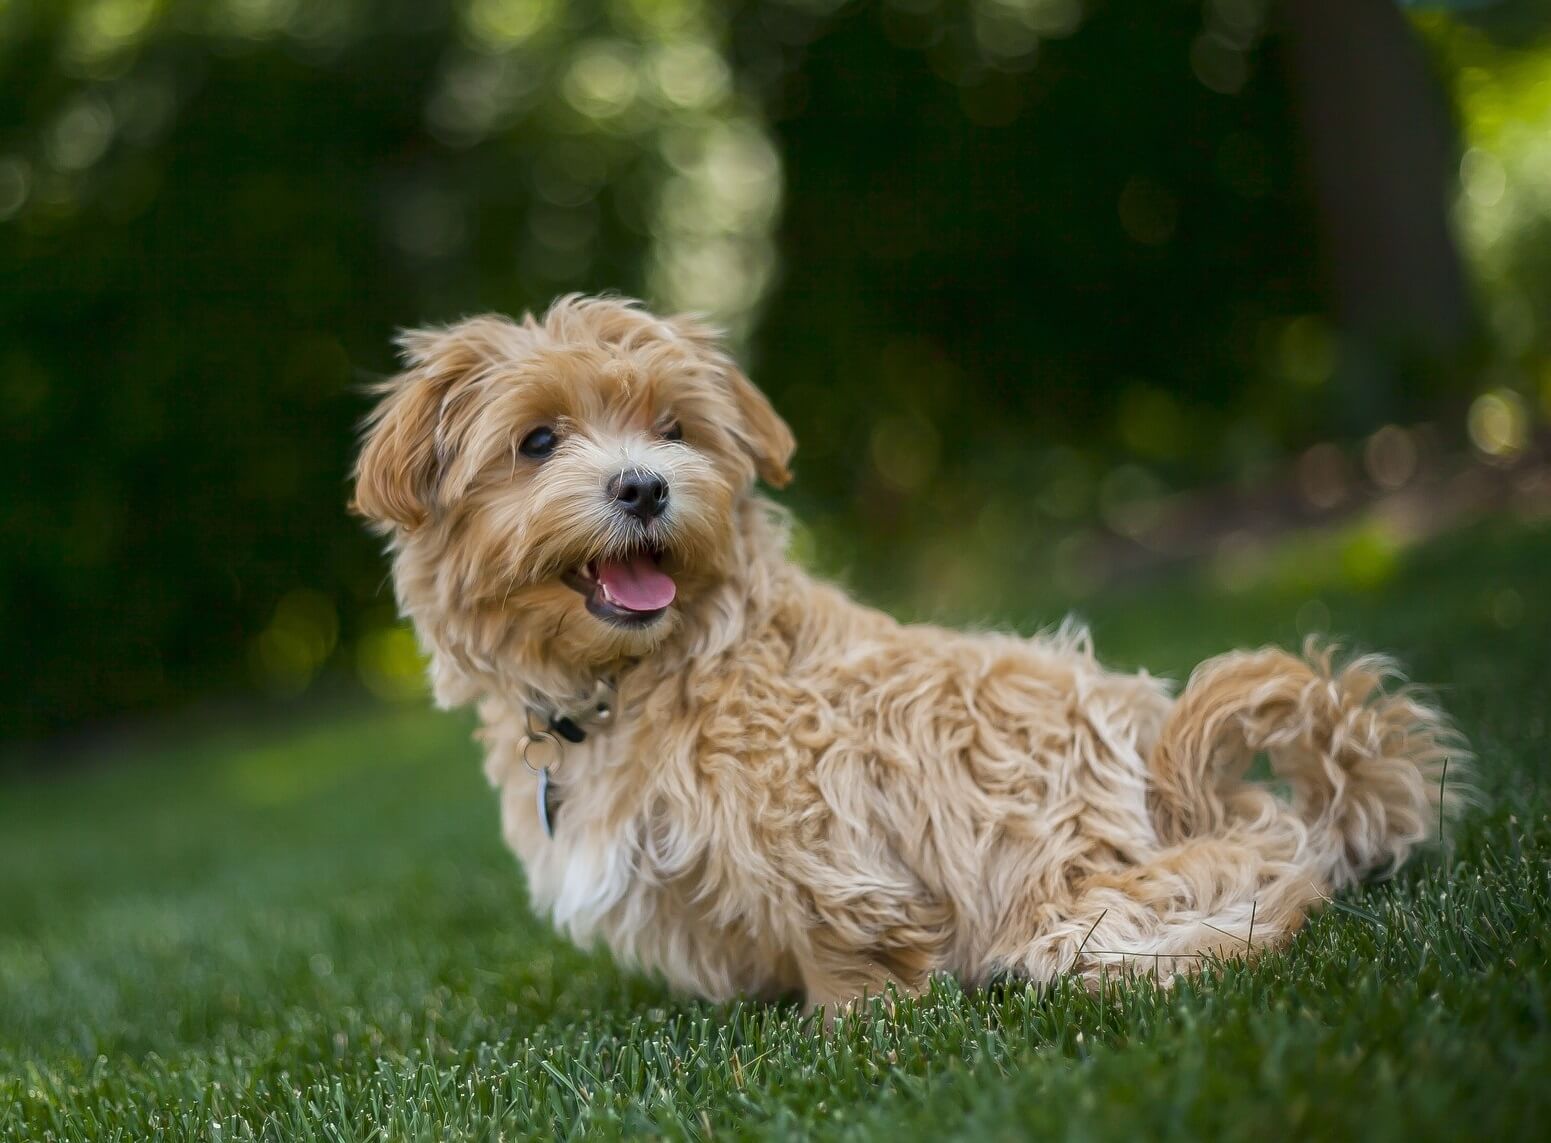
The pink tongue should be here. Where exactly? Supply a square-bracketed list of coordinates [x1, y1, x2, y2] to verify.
[595, 553, 677, 612]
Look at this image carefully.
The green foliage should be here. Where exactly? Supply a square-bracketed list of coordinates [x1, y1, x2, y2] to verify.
[748, 0, 1322, 498]
[2, 1, 1543, 736]
[2, 519, 1548, 1139]
[1418, 12, 1551, 408]
[0, 0, 768, 735]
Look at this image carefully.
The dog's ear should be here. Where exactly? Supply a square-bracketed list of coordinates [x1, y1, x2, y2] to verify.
[726, 365, 796, 489]
[351, 318, 506, 530]
[669, 314, 795, 489]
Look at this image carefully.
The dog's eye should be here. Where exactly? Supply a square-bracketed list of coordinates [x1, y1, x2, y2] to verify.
[662, 422, 683, 442]
[519, 426, 559, 460]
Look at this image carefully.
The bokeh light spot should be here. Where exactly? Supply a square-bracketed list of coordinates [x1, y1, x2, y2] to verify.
[427, 54, 536, 145]
[1211, 529, 1265, 594]
[1191, 33, 1248, 96]
[649, 41, 730, 109]
[1339, 524, 1399, 591]
[1210, 0, 1269, 40]
[971, 4, 1039, 66]
[66, 0, 162, 72]
[1098, 464, 1165, 540]
[983, 0, 1085, 40]
[1277, 315, 1336, 388]
[1363, 424, 1417, 491]
[1460, 147, 1507, 208]
[47, 98, 116, 172]
[562, 41, 641, 120]
[212, 0, 299, 40]
[1467, 389, 1528, 460]
[1297, 442, 1351, 511]
[357, 626, 428, 703]
[464, 0, 556, 50]
[249, 590, 338, 697]
[0, 157, 30, 220]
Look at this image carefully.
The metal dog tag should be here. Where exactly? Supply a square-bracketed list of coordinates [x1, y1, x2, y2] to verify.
[536, 766, 556, 838]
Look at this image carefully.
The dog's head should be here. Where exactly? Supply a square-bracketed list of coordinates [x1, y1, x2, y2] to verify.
[352, 295, 793, 679]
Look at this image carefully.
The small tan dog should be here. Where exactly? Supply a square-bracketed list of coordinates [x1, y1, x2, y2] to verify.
[353, 294, 1461, 1015]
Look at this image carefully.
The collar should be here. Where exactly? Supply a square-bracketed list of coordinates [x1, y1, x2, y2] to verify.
[521, 676, 619, 838]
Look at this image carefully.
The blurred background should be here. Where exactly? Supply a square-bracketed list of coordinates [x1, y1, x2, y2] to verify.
[2, 0, 1548, 746]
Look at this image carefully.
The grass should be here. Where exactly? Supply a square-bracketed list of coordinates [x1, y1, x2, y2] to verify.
[2, 517, 1549, 1141]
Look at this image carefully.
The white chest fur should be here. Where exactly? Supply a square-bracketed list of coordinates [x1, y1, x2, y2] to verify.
[483, 722, 778, 1000]
[488, 728, 641, 943]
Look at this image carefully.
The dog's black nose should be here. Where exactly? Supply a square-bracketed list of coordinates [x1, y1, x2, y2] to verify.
[608, 470, 670, 522]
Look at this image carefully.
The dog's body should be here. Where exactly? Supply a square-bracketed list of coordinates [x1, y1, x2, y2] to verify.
[355, 295, 1460, 1013]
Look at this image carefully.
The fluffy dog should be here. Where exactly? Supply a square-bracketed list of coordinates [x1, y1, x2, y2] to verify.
[353, 294, 1462, 1014]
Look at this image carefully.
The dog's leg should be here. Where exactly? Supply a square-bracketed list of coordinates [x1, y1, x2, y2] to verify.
[798, 962, 902, 1026]
[796, 937, 938, 1026]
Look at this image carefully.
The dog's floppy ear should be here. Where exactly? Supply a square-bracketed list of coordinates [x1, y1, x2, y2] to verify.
[726, 364, 796, 489]
[351, 319, 502, 530]
[669, 314, 795, 489]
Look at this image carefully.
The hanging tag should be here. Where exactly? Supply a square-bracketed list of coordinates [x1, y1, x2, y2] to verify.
[536, 766, 556, 838]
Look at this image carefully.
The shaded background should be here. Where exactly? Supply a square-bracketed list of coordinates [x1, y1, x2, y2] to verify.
[2, 0, 1548, 743]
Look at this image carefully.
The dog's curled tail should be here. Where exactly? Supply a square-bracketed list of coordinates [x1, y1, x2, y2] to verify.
[1149, 641, 1468, 893]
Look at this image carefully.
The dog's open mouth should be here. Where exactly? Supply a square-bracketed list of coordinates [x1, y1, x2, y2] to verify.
[563, 544, 677, 628]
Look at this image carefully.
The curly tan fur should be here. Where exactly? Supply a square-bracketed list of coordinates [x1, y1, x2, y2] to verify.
[353, 295, 1468, 1015]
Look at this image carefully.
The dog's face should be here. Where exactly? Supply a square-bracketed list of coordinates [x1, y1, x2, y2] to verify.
[352, 296, 794, 673]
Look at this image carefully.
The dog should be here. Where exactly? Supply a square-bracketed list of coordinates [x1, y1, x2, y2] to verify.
[352, 294, 1463, 1015]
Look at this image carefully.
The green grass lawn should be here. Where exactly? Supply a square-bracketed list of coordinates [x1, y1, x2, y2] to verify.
[3, 518, 1549, 1141]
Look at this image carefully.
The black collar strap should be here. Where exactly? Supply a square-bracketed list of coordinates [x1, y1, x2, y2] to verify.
[548, 714, 588, 743]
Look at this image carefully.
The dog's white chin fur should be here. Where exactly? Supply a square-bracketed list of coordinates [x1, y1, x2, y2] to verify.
[359, 298, 1465, 1017]
[471, 498, 1461, 1014]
